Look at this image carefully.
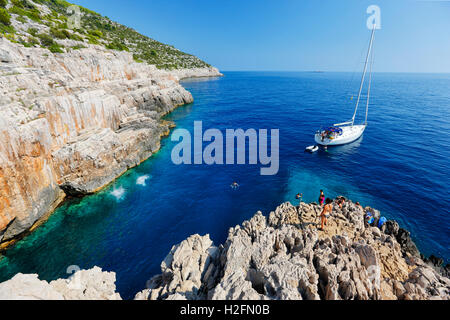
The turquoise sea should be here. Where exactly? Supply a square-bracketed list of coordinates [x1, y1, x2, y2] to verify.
[0, 72, 449, 299]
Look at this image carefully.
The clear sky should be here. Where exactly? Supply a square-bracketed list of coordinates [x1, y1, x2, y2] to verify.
[71, 0, 450, 73]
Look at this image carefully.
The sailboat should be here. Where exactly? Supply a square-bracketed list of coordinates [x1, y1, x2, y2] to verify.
[315, 26, 376, 147]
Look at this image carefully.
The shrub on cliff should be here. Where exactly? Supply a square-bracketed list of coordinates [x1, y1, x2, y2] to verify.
[70, 44, 86, 50]
[0, 0, 7, 9]
[9, 5, 41, 22]
[50, 27, 71, 39]
[48, 43, 64, 53]
[27, 27, 37, 36]
[19, 35, 39, 47]
[11, 0, 28, 8]
[106, 40, 128, 52]
[86, 34, 99, 45]
[88, 29, 103, 38]
[69, 32, 83, 41]
[37, 32, 54, 46]
[2, 0, 213, 69]
[0, 8, 11, 26]
[133, 54, 143, 63]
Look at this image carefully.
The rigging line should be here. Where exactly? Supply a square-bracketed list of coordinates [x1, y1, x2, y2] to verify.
[344, 39, 367, 111]
[352, 26, 376, 126]
[365, 37, 375, 125]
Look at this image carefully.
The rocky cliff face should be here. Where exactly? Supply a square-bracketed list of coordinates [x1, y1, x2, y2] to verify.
[0, 37, 222, 246]
[135, 199, 450, 300]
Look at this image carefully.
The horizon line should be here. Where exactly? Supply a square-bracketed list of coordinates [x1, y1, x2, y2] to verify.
[217, 70, 450, 74]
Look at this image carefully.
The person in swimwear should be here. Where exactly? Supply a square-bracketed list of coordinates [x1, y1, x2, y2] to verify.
[337, 197, 345, 209]
[231, 182, 240, 189]
[318, 190, 325, 207]
[355, 201, 363, 210]
[319, 198, 333, 231]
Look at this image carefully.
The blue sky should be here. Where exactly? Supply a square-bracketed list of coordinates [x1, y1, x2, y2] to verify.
[72, 0, 450, 73]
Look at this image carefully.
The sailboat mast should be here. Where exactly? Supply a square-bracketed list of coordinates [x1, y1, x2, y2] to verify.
[352, 25, 376, 126]
[365, 40, 375, 125]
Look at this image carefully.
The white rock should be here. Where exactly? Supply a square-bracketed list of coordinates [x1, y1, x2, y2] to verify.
[0, 267, 121, 300]
[0, 274, 64, 300]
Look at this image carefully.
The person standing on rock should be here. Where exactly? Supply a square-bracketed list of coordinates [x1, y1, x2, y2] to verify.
[318, 190, 325, 207]
[296, 193, 303, 214]
[337, 197, 345, 209]
[319, 198, 333, 231]
[355, 202, 363, 210]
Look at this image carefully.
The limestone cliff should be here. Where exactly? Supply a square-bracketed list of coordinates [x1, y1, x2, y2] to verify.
[0, 37, 222, 246]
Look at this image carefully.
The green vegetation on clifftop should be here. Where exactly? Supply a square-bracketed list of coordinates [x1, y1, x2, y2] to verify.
[0, 0, 212, 69]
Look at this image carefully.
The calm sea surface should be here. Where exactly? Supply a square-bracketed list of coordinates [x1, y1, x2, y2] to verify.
[1, 72, 449, 299]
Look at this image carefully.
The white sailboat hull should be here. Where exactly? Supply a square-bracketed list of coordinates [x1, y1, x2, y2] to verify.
[315, 125, 366, 146]
[312, 27, 375, 148]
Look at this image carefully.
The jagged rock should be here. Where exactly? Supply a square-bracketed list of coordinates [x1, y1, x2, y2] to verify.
[401, 266, 450, 300]
[134, 289, 151, 301]
[0, 48, 12, 63]
[268, 202, 300, 228]
[209, 227, 259, 300]
[370, 226, 382, 239]
[50, 266, 122, 300]
[384, 220, 400, 237]
[379, 278, 398, 300]
[3, 199, 448, 300]
[396, 228, 420, 258]
[0, 267, 121, 300]
[134, 234, 219, 300]
[426, 255, 444, 268]
[140, 199, 450, 301]
[242, 211, 267, 239]
[0, 274, 64, 300]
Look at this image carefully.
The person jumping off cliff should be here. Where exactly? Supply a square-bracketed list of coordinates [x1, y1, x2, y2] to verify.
[319, 198, 333, 231]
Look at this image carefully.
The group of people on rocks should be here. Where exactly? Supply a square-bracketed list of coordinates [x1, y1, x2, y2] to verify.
[295, 190, 364, 231]
[234, 180, 367, 231]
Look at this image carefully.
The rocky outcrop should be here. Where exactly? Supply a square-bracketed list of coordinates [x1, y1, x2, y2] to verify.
[0, 267, 121, 300]
[136, 199, 450, 300]
[1, 198, 447, 300]
[0, 37, 222, 246]
[134, 234, 220, 300]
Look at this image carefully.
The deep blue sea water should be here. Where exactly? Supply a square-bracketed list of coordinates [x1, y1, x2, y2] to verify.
[0, 72, 449, 299]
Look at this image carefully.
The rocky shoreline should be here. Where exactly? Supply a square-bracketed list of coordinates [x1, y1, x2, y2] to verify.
[0, 38, 222, 249]
[1, 198, 448, 300]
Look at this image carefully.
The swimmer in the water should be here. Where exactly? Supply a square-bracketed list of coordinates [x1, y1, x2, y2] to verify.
[231, 182, 240, 189]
